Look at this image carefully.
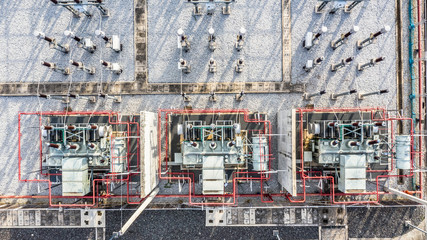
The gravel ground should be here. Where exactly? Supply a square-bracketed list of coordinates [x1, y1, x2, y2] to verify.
[0, 207, 424, 240]
[291, 0, 397, 109]
[147, 0, 283, 83]
[347, 206, 425, 238]
[0, 0, 414, 210]
[0, 0, 423, 239]
[0, 0, 134, 83]
[0, 92, 411, 201]
[0, 94, 304, 198]
[0, 210, 319, 240]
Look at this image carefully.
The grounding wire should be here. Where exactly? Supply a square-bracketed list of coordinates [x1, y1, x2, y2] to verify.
[86, 8, 105, 126]
[63, 11, 76, 126]
[180, 43, 183, 95]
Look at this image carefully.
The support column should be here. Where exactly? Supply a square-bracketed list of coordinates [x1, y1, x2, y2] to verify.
[34, 31, 69, 53]
[331, 57, 354, 72]
[358, 89, 389, 100]
[179, 59, 191, 74]
[357, 26, 391, 49]
[330, 89, 357, 100]
[41, 61, 70, 75]
[315, 1, 330, 13]
[357, 57, 385, 71]
[303, 90, 326, 100]
[345, 1, 363, 13]
[331, 26, 360, 50]
[70, 60, 96, 75]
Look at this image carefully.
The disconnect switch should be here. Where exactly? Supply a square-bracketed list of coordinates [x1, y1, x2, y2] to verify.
[112, 35, 122, 52]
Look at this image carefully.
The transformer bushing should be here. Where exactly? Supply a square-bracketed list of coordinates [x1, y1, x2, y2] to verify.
[352, 121, 363, 127]
[235, 58, 244, 73]
[95, 30, 123, 52]
[209, 59, 217, 73]
[41, 61, 70, 75]
[64, 30, 96, 53]
[100, 60, 123, 75]
[331, 57, 354, 72]
[66, 143, 80, 150]
[358, 89, 389, 100]
[70, 60, 96, 75]
[347, 141, 361, 148]
[366, 139, 380, 146]
[357, 25, 391, 49]
[303, 26, 328, 50]
[331, 26, 359, 50]
[357, 57, 385, 71]
[208, 28, 217, 52]
[303, 56, 324, 72]
[34, 31, 69, 53]
[47, 143, 61, 149]
[330, 89, 357, 100]
[235, 28, 246, 52]
[303, 90, 326, 100]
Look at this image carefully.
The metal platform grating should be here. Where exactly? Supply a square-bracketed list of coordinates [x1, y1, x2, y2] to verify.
[0, 209, 105, 228]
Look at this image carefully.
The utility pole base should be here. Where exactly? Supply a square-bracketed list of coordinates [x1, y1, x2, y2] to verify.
[344, 5, 352, 13]
[193, 6, 202, 16]
[222, 6, 231, 15]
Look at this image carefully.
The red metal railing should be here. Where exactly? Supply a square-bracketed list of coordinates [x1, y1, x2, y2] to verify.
[17, 111, 141, 207]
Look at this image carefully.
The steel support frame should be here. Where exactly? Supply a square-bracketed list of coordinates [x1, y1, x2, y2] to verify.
[0, 0, 303, 96]
[53, 0, 110, 17]
[284, 107, 423, 205]
[157, 109, 273, 206]
[16, 111, 142, 208]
